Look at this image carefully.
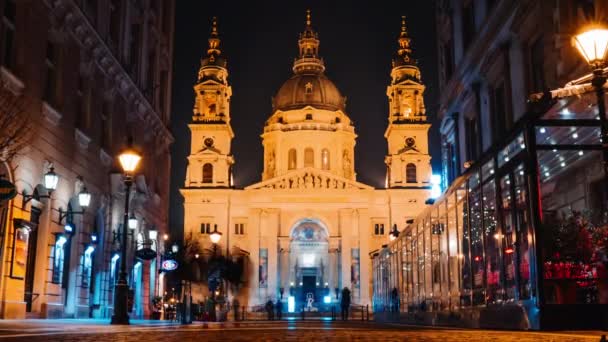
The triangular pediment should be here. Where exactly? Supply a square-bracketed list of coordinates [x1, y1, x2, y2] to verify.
[396, 79, 423, 87]
[245, 167, 373, 190]
[192, 146, 222, 156]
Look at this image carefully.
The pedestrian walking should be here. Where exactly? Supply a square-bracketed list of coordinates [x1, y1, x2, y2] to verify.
[265, 299, 274, 320]
[275, 299, 283, 320]
[340, 287, 351, 321]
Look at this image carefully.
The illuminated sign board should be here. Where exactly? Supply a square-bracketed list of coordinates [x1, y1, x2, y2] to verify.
[161, 259, 178, 271]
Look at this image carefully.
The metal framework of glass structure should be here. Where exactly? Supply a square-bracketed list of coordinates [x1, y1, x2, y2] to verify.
[372, 85, 608, 330]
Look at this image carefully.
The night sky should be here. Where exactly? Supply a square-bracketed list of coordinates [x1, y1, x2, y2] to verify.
[169, 1, 440, 230]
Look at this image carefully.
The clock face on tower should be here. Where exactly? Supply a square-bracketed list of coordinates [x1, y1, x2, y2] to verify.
[204, 138, 214, 147]
[405, 137, 416, 147]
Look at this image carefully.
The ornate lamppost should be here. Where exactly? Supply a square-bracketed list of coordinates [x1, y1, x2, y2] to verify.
[573, 25, 608, 196]
[389, 224, 400, 242]
[111, 142, 142, 325]
[209, 224, 222, 255]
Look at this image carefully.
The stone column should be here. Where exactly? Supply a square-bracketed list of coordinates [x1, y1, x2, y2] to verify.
[339, 209, 352, 294]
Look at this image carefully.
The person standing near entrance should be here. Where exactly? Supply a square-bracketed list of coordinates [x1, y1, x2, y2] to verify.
[275, 299, 283, 320]
[340, 287, 351, 320]
[265, 299, 274, 320]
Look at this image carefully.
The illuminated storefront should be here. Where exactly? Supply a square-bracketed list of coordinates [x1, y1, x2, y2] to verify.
[372, 88, 608, 330]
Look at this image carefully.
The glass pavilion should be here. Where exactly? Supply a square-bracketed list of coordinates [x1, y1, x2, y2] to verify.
[372, 82, 608, 330]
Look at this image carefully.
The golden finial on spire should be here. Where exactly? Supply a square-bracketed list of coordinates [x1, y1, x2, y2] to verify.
[207, 16, 221, 57]
[211, 16, 218, 35]
[395, 15, 413, 66]
[306, 9, 311, 27]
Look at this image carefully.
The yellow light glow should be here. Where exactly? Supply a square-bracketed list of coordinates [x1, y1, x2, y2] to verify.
[210, 230, 222, 244]
[118, 148, 142, 173]
[573, 27, 608, 68]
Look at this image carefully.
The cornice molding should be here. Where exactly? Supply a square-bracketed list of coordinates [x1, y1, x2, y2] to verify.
[44, 0, 174, 150]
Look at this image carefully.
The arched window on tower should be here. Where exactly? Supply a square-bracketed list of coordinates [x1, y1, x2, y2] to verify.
[321, 149, 330, 170]
[406, 163, 417, 183]
[202, 163, 213, 183]
[288, 149, 297, 170]
[304, 148, 314, 167]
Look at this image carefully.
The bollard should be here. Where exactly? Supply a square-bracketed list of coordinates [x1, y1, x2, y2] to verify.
[366, 304, 369, 321]
[301, 306, 305, 320]
[242, 306, 245, 321]
[361, 306, 364, 321]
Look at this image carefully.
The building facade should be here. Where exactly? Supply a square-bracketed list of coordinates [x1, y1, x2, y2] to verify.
[0, 0, 174, 319]
[372, 0, 608, 330]
[181, 14, 432, 309]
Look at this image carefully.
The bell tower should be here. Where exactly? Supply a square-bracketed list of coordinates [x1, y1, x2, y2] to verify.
[385, 17, 432, 188]
[185, 17, 234, 188]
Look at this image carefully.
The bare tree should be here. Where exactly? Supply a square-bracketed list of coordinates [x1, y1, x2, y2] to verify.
[0, 81, 31, 163]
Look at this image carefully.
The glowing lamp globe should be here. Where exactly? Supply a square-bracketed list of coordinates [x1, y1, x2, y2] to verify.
[210, 225, 222, 244]
[44, 167, 59, 192]
[78, 186, 91, 208]
[148, 229, 158, 240]
[118, 147, 142, 173]
[573, 27, 608, 69]
[128, 214, 138, 230]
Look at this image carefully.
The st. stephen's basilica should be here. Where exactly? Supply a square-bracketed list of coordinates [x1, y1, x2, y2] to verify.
[180, 11, 433, 309]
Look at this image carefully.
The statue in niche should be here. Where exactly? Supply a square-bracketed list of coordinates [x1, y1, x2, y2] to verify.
[267, 150, 276, 177]
[297, 176, 304, 189]
[343, 150, 352, 178]
[304, 173, 313, 189]
[202, 92, 217, 117]
[330, 178, 337, 189]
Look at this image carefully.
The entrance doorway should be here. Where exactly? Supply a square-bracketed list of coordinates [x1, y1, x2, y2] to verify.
[24, 206, 41, 312]
[302, 275, 316, 303]
[288, 219, 330, 310]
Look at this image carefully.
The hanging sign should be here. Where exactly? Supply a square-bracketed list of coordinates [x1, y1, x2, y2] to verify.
[161, 259, 178, 271]
[0, 179, 17, 202]
[135, 248, 157, 261]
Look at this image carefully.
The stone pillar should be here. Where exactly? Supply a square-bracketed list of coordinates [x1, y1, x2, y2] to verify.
[339, 209, 352, 294]
[248, 209, 261, 306]
[265, 210, 279, 301]
[357, 208, 371, 306]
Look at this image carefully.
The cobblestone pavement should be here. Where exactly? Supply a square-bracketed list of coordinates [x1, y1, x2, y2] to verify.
[0, 319, 604, 341]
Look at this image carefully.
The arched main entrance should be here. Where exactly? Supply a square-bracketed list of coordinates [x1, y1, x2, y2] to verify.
[288, 219, 330, 309]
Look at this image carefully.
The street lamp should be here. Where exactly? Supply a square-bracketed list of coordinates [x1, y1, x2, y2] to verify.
[58, 182, 92, 229]
[573, 25, 608, 198]
[573, 27, 608, 69]
[111, 141, 142, 325]
[128, 213, 138, 230]
[44, 167, 59, 192]
[389, 224, 400, 242]
[78, 186, 91, 208]
[23, 167, 60, 206]
[209, 224, 222, 245]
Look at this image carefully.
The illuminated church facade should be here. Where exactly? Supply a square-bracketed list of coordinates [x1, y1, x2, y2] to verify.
[180, 13, 433, 308]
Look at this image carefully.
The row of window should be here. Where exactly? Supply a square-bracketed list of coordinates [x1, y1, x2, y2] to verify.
[287, 148, 330, 170]
[0, 0, 171, 145]
[200, 223, 246, 235]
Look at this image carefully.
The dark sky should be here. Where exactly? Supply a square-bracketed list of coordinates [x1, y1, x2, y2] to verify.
[169, 1, 440, 229]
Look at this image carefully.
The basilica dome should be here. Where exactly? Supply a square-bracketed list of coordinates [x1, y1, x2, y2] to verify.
[272, 73, 345, 112]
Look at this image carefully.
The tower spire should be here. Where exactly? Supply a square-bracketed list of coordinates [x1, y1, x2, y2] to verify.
[393, 16, 414, 67]
[306, 9, 311, 27]
[198, 16, 227, 82]
[293, 9, 325, 74]
[207, 16, 221, 58]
